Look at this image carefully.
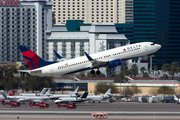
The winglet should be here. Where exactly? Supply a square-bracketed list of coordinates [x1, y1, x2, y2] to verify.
[53, 50, 63, 59]
[84, 52, 93, 61]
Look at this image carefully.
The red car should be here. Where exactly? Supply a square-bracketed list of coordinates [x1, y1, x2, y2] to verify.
[29, 101, 49, 109]
[57, 103, 76, 109]
[2, 100, 21, 107]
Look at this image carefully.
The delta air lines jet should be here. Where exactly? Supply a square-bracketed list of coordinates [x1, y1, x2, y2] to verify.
[18, 42, 161, 77]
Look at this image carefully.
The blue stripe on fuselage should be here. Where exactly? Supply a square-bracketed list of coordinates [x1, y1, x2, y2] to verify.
[62, 67, 91, 76]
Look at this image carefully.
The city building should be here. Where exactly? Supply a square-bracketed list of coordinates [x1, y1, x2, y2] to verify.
[133, 0, 180, 69]
[52, 76, 180, 96]
[0, 0, 53, 63]
[53, 77, 114, 95]
[49, 0, 133, 24]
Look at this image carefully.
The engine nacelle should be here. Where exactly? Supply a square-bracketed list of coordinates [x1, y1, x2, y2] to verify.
[108, 59, 121, 68]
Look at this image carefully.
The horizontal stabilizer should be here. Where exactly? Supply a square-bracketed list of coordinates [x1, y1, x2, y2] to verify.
[18, 70, 30, 73]
[53, 50, 63, 59]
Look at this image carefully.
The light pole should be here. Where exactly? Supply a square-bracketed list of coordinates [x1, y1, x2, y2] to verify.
[119, 79, 121, 101]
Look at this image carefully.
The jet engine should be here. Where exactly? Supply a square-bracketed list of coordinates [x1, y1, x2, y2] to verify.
[108, 59, 121, 68]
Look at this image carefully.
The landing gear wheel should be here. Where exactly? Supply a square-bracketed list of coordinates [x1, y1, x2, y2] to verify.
[90, 70, 95, 74]
[96, 70, 101, 75]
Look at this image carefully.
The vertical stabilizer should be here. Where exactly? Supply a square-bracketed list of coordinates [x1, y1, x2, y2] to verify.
[80, 91, 89, 98]
[18, 45, 56, 70]
[39, 88, 48, 95]
[45, 88, 52, 95]
[9, 89, 16, 96]
[104, 88, 112, 96]
[0, 90, 8, 99]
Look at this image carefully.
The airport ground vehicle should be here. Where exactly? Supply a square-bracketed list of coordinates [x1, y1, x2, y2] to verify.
[57, 103, 76, 109]
[29, 101, 49, 109]
[2, 100, 21, 107]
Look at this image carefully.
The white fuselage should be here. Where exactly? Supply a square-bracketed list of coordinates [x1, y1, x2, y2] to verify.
[50, 94, 76, 99]
[55, 97, 86, 103]
[86, 95, 109, 102]
[30, 42, 161, 77]
[2, 94, 50, 102]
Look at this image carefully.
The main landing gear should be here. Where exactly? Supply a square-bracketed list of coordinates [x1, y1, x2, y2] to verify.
[90, 69, 101, 75]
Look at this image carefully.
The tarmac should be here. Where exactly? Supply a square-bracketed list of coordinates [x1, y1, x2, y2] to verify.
[1, 101, 180, 120]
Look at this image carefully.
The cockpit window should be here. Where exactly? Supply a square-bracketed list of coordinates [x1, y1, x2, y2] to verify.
[151, 43, 155, 45]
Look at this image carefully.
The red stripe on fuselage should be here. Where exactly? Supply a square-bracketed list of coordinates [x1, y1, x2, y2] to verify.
[22, 51, 40, 69]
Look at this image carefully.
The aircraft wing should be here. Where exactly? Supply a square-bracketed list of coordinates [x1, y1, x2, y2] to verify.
[110, 96, 117, 101]
[84, 52, 108, 68]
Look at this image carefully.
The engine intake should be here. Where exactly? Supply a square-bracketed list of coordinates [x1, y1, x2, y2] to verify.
[108, 59, 121, 68]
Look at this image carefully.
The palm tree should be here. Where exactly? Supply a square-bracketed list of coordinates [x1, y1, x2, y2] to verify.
[140, 67, 146, 77]
[162, 63, 170, 74]
[161, 63, 170, 80]
[169, 61, 179, 80]
[131, 64, 138, 77]
[153, 65, 158, 80]
[106, 67, 111, 77]
[19, 66, 27, 93]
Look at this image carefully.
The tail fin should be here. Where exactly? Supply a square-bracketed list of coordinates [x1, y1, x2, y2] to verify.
[39, 88, 48, 95]
[0, 90, 8, 99]
[45, 88, 51, 95]
[73, 86, 79, 94]
[104, 88, 112, 96]
[8, 89, 16, 96]
[69, 86, 79, 96]
[80, 91, 89, 98]
[18, 45, 56, 70]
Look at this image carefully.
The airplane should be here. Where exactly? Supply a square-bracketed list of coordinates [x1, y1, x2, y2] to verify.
[0, 89, 16, 101]
[0, 90, 51, 103]
[86, 88, 112, 103]
[18, 42, 161, 77]
[19, 88, 48, 96]
[49, 86, 79, 99]
[173, 95, 180, 104]
[54, 91, 88, 104]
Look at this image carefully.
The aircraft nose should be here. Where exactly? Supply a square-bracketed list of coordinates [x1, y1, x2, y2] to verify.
[156, 44, 161, 50]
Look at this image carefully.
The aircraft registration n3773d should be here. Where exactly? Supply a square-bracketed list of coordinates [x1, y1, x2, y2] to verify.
[18, 42, 161, 77]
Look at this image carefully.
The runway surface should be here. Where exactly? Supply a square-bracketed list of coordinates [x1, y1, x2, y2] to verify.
[1, 101, 180, 120]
